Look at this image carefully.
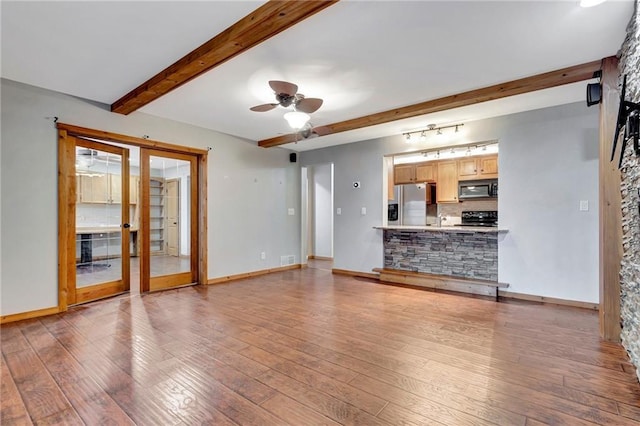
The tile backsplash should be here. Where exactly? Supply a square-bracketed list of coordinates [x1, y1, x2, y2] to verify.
[438, 199, 498, 221]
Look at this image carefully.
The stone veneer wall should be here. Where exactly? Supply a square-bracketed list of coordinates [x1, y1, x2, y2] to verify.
[383, 230, 498, 281]
[619, 0, 640, 382]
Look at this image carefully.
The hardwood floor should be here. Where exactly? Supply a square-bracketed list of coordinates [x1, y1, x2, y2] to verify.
[2, 262, 640, 425]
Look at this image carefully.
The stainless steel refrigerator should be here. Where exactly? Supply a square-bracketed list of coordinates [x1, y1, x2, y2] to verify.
[388, 184, 437, 226]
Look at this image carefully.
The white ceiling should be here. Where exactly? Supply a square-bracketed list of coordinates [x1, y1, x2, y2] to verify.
[1, 1, 634, 152]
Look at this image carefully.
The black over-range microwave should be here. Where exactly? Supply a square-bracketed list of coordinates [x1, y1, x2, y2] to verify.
[458, 179, 498, 200]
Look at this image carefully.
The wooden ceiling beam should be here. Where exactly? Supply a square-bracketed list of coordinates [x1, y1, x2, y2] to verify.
[111, 0, 339, 115]
[258, 59, 605, 148]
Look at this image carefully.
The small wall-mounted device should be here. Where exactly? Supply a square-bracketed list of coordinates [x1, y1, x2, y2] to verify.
[586, 70, 602, 107]
[586, 83, 601, 106]
[353, 181, 361, 189]
[611, 74, 640, 168]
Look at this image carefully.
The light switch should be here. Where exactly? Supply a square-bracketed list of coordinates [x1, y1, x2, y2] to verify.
[579, 200, 589, 211]
[288, 208, 295, 215]
[336, 208, 342, 215]
[361, 207, 367, 215]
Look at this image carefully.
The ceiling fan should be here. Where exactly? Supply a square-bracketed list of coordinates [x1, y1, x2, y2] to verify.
[250, 80, 323, 114]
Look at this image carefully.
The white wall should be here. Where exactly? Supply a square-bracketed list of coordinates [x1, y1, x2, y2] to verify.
[311, 163, 333, 258]
[301, 101, 600, 303]
[0, 79, 300, 315]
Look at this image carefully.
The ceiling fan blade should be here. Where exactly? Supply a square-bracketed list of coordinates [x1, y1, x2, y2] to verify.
[269, 80, 298, 96]
[312, 125, 331, 136]
[296, 98, 323, 113]
[250, 103, 278, 112]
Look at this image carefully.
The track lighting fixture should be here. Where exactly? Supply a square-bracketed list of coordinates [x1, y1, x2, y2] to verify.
[393, 141, 498, 165]
[402, 123, 464, 141]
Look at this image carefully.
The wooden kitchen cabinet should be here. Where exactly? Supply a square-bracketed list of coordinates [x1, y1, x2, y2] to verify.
[458, 158, 479, 179]
[78, 174, 109, 203]
[109, 174, 122, 203]
[394, 162, 437, 184]
[415, 162, 436, 182]
[436, 160, 458, 203]
[479, 155, 498, 178]
[394, 164, 416, 184]
[457, 154, 498, 180]
[129, 176, 140, 204]
[78, 173, 131, 204]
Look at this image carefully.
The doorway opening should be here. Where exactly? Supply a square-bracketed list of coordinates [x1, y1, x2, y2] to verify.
[301, 163, 334, 271]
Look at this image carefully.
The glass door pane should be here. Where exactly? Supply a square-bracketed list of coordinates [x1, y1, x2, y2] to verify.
[74, 140, 130, 303]
[141, 149, 196, 291]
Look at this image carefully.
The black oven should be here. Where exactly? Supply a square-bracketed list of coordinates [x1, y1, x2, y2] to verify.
[459, 210, 498, 227]
[458, 179, 498, 200]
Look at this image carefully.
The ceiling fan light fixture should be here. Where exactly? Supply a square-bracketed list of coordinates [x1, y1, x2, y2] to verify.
[284, 111, 310, 130]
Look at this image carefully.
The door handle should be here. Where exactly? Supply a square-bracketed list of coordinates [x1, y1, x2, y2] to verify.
[122, 223, 131, 229]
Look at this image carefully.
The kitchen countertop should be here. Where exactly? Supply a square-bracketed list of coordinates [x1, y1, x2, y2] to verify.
[374, 225, 508, 233]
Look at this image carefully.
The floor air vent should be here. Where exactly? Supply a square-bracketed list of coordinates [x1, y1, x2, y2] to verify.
[280, 255, 295, 266]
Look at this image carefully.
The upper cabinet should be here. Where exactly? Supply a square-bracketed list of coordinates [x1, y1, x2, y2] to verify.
[394, 162, 437, 184]
[109, 174, 122, 204]
[129, 176, 140, 205]
[394, 164, 415, 184]
[436, 160, 458, 203]
[415, 163, 437, 182]
[457, 154, 498, 180]
[78, 174, 110, 203]
[77, 173, 139, 204]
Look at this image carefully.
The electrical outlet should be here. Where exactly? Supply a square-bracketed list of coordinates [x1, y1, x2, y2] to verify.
[337, 208, 342, 215]
[260, 252, 266, 260]
[579, 200, 589, 211]
[288, 208, 295, 216]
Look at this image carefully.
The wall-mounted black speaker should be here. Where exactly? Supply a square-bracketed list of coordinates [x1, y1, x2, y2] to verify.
[586, 83, 601, 107]
[289, 152, 297, 163]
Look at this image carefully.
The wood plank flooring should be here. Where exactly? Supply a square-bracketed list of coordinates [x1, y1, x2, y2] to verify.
[2, 261, 640, 425]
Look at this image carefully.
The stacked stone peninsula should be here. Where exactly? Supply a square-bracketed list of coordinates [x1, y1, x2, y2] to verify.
[380, 226, 505, 282]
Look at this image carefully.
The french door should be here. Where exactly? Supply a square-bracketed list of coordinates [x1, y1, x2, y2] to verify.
[58, 124, 207, 310]
[67, 137, 131, 304]
[140, 149, 198, 292]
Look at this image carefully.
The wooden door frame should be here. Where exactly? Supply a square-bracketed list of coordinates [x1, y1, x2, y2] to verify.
[57, 123, 208, 312]
[141, 148, 199, 292]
